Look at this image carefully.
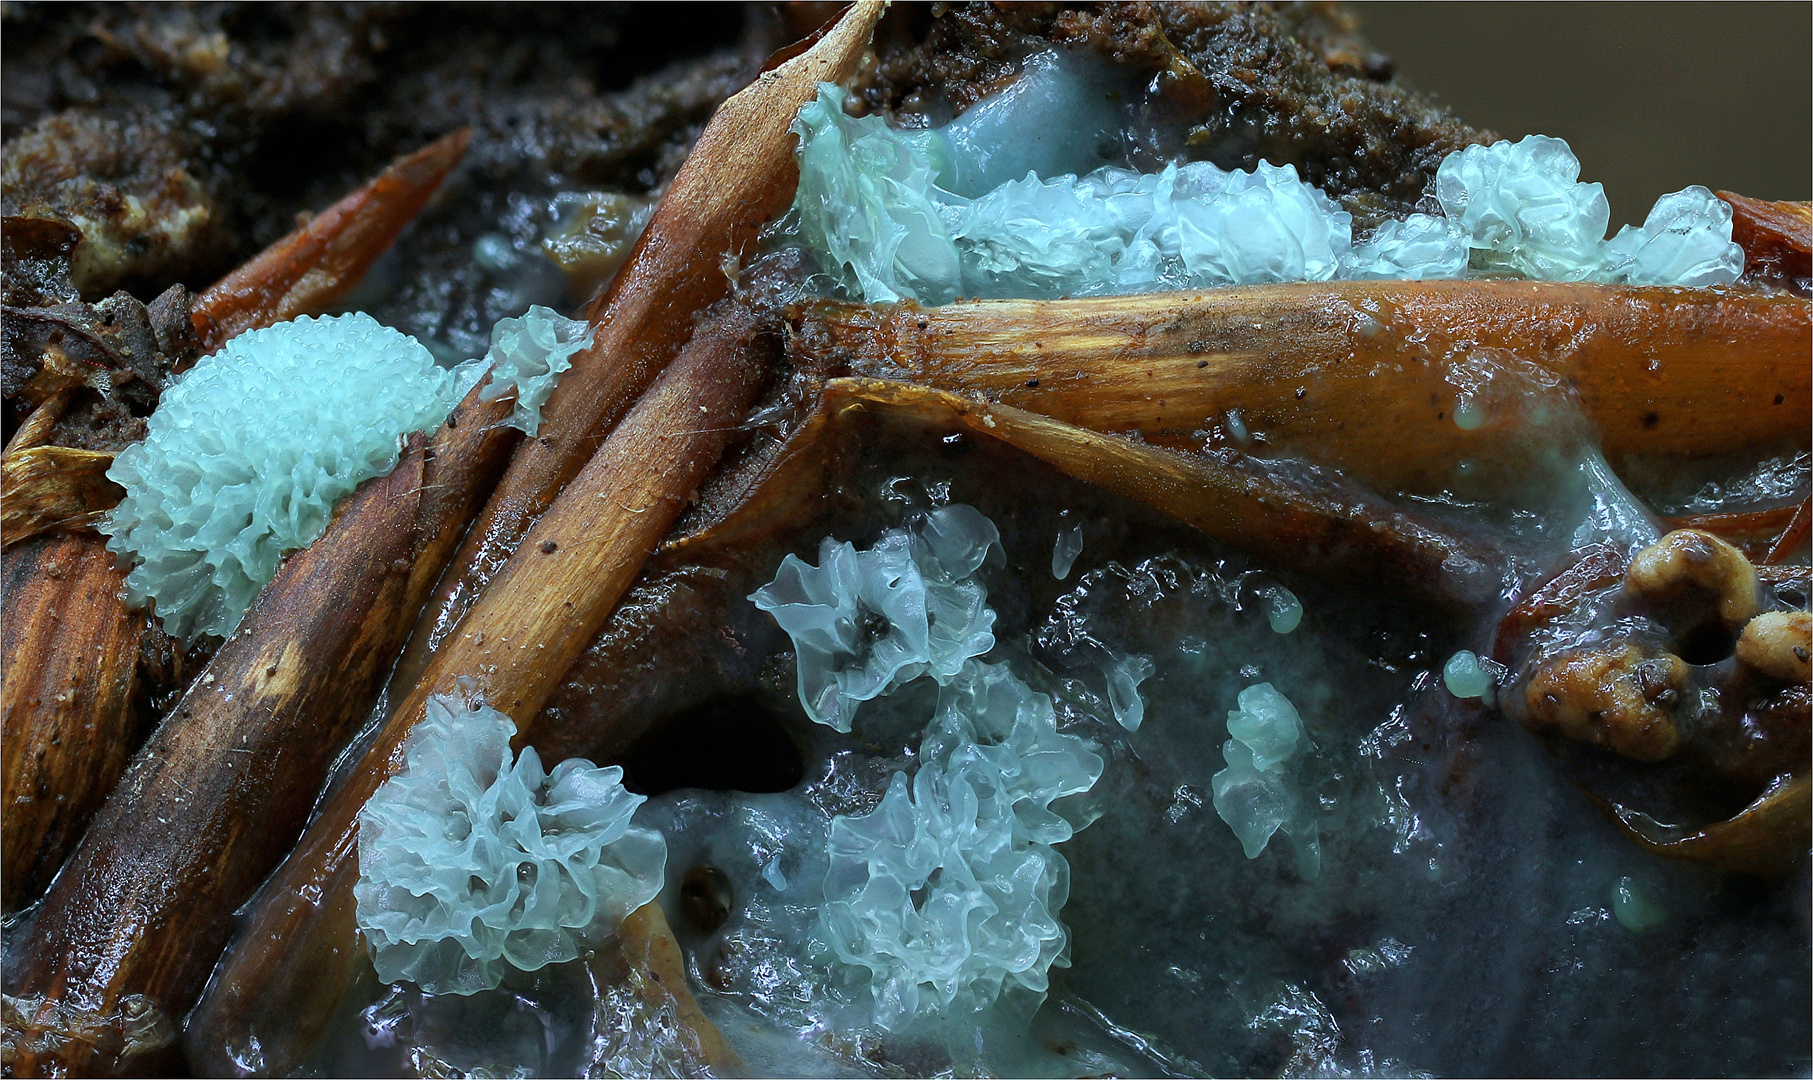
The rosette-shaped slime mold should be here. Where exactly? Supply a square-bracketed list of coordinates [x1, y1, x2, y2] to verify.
[1597, 185, 1747, 287]
[476, 304, 594, 435]
[355, 692, 666, 995]
[750, 504, 999, 732]
[818, 662, 1103, 1030]
[103, 313, 463, 640]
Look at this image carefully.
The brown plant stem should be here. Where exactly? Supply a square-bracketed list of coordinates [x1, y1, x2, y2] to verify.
[791, 283, 1811, 495]
[0, 533, 144, 911]
[188, 129, 472, 356]
[388, 0, 884, 695]
[3, 384, 519, 1078]
[185, 301, 773, 1077]
[823, 378, 1502, 608]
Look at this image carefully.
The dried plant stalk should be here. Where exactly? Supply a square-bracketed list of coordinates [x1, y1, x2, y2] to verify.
[390, 0, 884, 694]
[793, 282, 1810, 494]
[0, 445, 120, 547]
[1597, 773, 1810, 876]
[586, 903, 747, 1074]
[831, 378, 1500, 606]
[186, 302, 773, 1077]
[3, 384, 518, 1078]
[189, 129, 472, 355]
[0, 532, 144, 911]
[1718, 193, 1812, 280]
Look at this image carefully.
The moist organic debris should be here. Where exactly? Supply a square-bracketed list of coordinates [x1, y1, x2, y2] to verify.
[1, 5, 1807, 1079]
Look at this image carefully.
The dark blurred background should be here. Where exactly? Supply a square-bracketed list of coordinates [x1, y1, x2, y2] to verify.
[1356, 2, 1812, 227]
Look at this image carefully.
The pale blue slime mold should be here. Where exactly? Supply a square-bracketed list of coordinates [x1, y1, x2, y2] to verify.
[749, 505, 999, 732]
[1213, 683, 1320, 876]
[355, 692, 667, 995]
[1442, 650, 1494, 700]
[819, 661, 1103, 1031]
[103, 309, 586, 643]
[788, 72, 1743, 301]
[752, 506, 1105, 1030]
[476, 305, 594, 435]
[103, 313, 461, 641]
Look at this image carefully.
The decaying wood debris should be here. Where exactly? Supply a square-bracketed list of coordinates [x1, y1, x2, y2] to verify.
[3, 135, 487, 1076]
[0, 4, 1806, 1077]
[390, 0, 885, 696]
[188, 130, 472, 356]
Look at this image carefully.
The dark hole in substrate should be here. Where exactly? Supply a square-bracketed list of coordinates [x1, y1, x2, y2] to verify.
[616, 695, 805, 797]
[1676, 620, 1738, 666]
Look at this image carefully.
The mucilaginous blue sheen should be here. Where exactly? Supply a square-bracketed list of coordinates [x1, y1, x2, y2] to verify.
[752, 506, 1105, 1030]
[477, 304, 594, 435]
[355, 693, 667, 995]
[102, 308, 586, 642]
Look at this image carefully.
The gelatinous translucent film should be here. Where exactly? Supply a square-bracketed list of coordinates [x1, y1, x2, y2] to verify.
[475, 304, 594, 435]
[819, 662, 1103, 1031]
[788, 72, 1743, 302]
[750, 505, 999, 732]
[356, 693, 667, 995]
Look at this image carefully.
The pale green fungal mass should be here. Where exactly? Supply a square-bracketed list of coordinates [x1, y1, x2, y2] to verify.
[1609, 876, 1668, 933]
[355, 692, 667, 995]
[1224, 682, 1303, 771]
[787, 74, 1742, 303]
[821, 660, 1103, 1030]
[1213, 683, 1319, 877]
[1452, 399, 1487, 431]
[752, 506, 1106, 1030]
[1443, 650, 1495, 700]
[1103, 652, 1156, 731]
[1051, 523, 1084, 579]
[1264, 586, 1303, 634]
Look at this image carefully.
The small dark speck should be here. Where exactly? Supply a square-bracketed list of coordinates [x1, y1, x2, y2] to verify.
[1197, 359, 1208, 369]
[1775, 394, 1785, 405]
[1026, 378, 1040, 388]
[1642, 412, 1660, 429]
[916, 318, 928, 329]
[1295, 387, 1306, 400]
[446, 414, 458, 428]
[541, 540, 559, 554]
[266, 665, 278, 677]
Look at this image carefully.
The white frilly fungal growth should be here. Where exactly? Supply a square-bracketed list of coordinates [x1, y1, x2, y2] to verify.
[355, 692, 666, 995]
[103, 313, 463, 641]
[749, 504, 999, 732]
[818, 661, 1103, 1031]
[787, 71, 1743, 301]
[477, 305, 594, 435]
[1212, 683, 1320, 877]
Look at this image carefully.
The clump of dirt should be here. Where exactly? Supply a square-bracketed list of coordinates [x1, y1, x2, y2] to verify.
[859, 2, 1492, 229]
